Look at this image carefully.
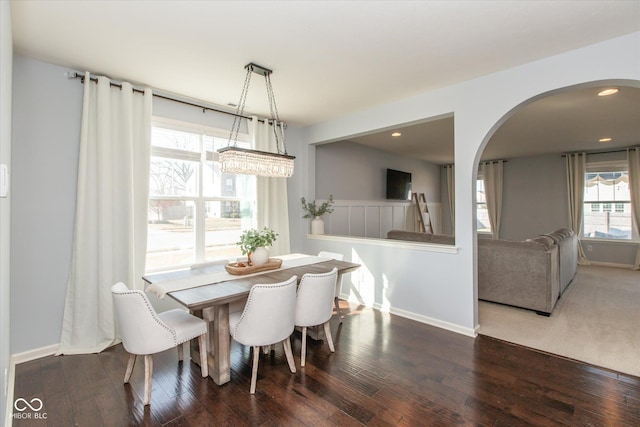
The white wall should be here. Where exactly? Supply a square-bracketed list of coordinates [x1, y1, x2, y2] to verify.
[11, 57, 83, 354]
[298, 32, 640, 333]
[1, 1, 12, 422]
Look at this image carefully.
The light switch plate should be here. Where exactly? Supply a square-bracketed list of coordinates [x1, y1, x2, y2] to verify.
[0, 164, 7, 197]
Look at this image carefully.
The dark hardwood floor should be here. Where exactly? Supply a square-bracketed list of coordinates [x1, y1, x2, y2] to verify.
[12, 302, 640, 426]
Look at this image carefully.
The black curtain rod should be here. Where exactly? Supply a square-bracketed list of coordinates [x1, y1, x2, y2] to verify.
[562, 146, 637, 157]
[440, 160, 509, 168]
[68, 71, 264, 122]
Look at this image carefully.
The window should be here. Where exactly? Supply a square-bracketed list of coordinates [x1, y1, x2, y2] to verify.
[476, 178, 491, 233]
[146, 120, 256, 272]
[583, 163, 633, 240]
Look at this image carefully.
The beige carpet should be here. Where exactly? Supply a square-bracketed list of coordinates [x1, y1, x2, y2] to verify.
[479, 265, 640, 377]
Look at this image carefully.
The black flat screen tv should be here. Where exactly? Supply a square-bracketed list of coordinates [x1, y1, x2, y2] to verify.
[386, 168, 412, 200]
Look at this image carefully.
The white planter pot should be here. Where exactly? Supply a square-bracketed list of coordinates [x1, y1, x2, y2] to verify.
[250, 246, 269, 266]
[311, 216, 325, 235]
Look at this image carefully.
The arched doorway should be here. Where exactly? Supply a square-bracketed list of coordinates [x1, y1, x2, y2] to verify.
[475, 80, 640, 376]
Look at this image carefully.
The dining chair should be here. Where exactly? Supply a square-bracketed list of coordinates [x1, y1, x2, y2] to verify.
[318, 251, 345, 323]
[295, 267, 338, 367]
[111, 282, 208, 405]
[229, 275, 298, 394]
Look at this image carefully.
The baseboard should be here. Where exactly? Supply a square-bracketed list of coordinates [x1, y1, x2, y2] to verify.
[11, 344, 58, 365]
[5, 344, 58, 426]
[586, 261, 636, 269]
[341, 293, 477, 338]
[387, 306, 477, 338]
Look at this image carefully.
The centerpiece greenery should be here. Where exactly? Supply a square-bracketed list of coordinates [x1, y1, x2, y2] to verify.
[300, 195, 334, 218]
[237, 227, 278, 257]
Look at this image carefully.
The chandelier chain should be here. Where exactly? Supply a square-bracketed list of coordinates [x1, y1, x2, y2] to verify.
[265, 74, 287, 155]
[228, 67, 253, 147]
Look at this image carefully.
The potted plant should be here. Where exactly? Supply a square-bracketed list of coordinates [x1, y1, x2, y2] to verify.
[237, 227, 278, 266]
[301, 195, 334, 235]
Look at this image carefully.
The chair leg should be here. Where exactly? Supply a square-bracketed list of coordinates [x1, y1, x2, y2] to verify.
[143, 355, 153, 406]
[177, 342, 184, 362]
[283, 337, 296, 373]
[124, 354, 136, 383]
[250, 346, 260, 394]
[323, 321, 335, 352]
[198, 334, 208, 378]
[300, 326, 308, 367]
[334, 297, 343, 323]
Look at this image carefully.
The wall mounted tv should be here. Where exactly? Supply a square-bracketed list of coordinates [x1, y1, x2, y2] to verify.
[386, 168, 412, 200]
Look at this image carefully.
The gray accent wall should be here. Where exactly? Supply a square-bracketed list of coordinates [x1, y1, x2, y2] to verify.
[315, 140, 441, 202]
[500, 154, 569, 241]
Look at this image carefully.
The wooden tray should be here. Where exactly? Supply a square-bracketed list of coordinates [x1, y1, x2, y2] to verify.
[225, 258, 283, 275]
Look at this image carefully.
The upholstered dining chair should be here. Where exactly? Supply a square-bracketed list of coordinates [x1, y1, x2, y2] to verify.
[229, 276, 298, 394]
[111, 282, 208, 406]
[295, 268, 338, 367]
[318, 251, 345, 322]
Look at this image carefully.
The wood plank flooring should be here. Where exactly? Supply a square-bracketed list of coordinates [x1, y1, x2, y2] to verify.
[12, 303, 640, 426]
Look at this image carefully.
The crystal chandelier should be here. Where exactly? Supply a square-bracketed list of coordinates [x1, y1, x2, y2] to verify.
[219, 63, 295, 178]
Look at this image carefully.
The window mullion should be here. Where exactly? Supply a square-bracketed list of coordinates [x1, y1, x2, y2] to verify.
[194, 133, 206, 262]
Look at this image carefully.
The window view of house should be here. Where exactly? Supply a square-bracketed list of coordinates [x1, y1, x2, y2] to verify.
[146, 122, 256, 271]
[476, 178, 491, 234]
[583, 170, 632, 240]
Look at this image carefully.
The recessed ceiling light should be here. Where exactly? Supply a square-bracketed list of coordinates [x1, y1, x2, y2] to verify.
[597, 88, 619, 96]
[391, 132, 402, 137]
[598, 137, 612, 143]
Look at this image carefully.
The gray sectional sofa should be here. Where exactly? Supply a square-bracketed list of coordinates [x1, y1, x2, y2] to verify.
[387, 228, 578, 315]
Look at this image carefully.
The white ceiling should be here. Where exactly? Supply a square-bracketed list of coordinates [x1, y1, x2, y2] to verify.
[10, 1, 640, 163]
[347, 85, 640, 164]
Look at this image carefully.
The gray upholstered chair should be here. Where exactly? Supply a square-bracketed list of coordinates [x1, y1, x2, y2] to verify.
[318, 251, 345, 322]
[295, 268, 338, 366]
[229, 276, 298, 394]
[111, 282, 208, 405]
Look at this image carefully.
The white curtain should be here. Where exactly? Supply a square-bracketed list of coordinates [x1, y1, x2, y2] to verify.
[445, 165, 455, 235]
[248, 116, 291, 256]
[57, 73, 152, 355]
[565, 152, 589, 265]
[481, 161, 504, 239]
[628, 147, 640, 270]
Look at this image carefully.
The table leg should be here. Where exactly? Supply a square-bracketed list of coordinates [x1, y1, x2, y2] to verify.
[211, 303, 230, 385]
[191, 304, 231, 385]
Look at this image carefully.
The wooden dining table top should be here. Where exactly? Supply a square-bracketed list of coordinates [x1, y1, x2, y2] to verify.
[143, 257, 360, 312]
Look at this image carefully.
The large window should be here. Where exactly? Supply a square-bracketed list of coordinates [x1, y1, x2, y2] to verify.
[476, 178, 491, 233]
[583, 162, 633, 240]
[146, 120, 256, 272]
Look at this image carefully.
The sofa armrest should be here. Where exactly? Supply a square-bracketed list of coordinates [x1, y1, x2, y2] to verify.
[478, 239, 560, 314]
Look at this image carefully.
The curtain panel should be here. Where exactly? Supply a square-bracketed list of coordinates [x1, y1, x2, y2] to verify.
[249, 117, 291, 256]
[57, 73, 152, 355]
[480, 161, 504, 240]
[565, 152, 590, 265]
[445, 165, 455, 235]
[628, 147, 640, 270]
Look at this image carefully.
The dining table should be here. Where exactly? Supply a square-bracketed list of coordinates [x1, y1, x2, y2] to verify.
[142, 254, 360, 386]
